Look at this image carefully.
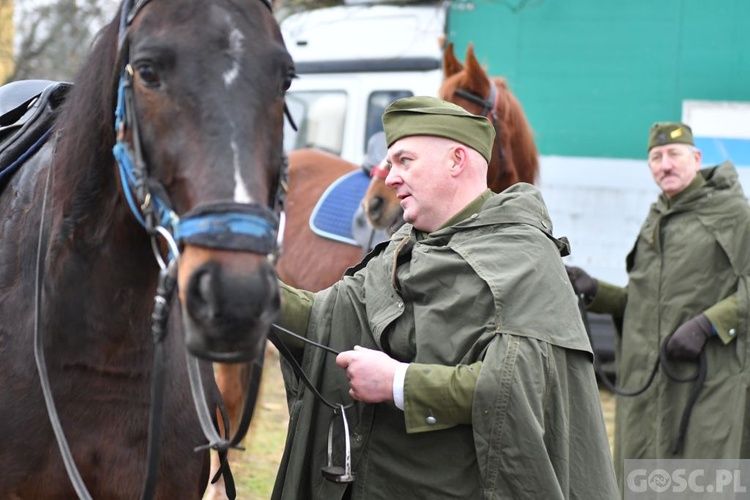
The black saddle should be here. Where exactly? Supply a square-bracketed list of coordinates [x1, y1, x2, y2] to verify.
[0, 80, 72, 188]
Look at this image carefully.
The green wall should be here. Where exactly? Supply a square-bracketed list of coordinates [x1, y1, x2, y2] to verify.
[446, 0, 750, 159]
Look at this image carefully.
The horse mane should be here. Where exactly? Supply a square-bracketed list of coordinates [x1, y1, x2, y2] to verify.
[490, 76, 539, 186]
[52, 15, 122, 241]
[440, 43, 538, 192]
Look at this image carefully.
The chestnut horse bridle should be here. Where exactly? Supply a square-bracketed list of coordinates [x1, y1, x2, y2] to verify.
[33, 0, 285, 499]
[454, 83, 506, 173]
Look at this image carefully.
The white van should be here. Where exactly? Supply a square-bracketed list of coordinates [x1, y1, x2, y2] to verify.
[280, 2, 447, 165]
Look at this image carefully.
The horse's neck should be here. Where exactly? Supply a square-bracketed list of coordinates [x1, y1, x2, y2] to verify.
[47, 156, 159, 299]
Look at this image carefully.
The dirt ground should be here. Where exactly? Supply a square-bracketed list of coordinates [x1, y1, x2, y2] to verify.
[229, 348, 617, 499]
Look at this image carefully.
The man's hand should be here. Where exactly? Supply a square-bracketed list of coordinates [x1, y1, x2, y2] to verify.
[336, 346, 399, 403]
[565, 265, 598, 301]
[666, 314, 714, 360]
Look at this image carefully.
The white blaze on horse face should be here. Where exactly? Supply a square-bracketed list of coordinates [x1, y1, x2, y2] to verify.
[223, 26, 245, 87]
[231, 140, 253, 203]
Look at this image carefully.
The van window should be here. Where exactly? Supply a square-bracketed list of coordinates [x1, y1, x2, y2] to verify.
[284, 91, 348, 155]
[364, 90, 413, 155]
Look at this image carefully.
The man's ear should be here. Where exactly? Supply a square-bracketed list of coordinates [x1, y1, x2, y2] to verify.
[450, 146, 468, 177]
[693, 148, 702, 168]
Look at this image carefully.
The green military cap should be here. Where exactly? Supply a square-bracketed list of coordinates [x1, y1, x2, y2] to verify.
[648, 122, 695, 151]
[382, 96, 496, 163]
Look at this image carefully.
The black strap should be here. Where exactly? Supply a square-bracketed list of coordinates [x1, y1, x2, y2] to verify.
[268, 325, 352, 411]
[577, 296, 707, 454]
[454, 84, 505, 170]
[34, 149, 95, 500]
[140, 262, 177, 499]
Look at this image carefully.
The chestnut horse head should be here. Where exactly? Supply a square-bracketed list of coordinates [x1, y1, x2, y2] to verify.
[0, 0, 292, 496]
[362, 42, 539, 232]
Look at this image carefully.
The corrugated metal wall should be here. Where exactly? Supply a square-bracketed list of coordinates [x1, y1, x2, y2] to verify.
[446, 0, 750, 159]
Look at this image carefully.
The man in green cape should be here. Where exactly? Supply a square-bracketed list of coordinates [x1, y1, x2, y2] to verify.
[568, 122, 750, 490]
[272, 96, 618, 499]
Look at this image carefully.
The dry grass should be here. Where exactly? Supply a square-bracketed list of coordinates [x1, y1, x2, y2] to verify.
[229, 347, 289, 499]
[228, 349, 618, 498]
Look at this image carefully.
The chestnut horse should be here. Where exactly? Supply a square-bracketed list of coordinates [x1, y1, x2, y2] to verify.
[275, 149, 368, 290]
[0, 0, 291, 498]
[362, 42, 539, 231]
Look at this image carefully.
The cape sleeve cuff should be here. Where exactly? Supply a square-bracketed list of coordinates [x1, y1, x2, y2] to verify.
[588, 279, 627, 316]
[273, 281, 315, 350]
[704, 294, 738, 345]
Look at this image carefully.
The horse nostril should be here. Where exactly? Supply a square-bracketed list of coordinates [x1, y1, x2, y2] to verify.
[198, 271, 217, 317]
[187, 263, 220, 321]
[369, 196, 384, 218]
[186, 259, 279, 327]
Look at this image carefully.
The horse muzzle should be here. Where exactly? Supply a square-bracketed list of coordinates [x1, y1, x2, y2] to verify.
[179, 248, 280, 362]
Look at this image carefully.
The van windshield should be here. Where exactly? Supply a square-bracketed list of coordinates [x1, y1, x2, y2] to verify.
[284, 89, 413, 162]
[284, 91, 348, 156]
[365, 90, 413, 152]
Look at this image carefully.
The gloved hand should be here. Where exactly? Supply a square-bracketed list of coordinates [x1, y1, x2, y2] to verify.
[666, 314, 714, 360]
[565, 265, 598, 302]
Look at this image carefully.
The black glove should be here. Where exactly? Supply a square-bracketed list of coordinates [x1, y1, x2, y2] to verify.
[666, 314, 714, 360]
[565, 265, 598, 302]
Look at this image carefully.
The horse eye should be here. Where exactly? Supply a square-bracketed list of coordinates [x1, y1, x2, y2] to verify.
[282, 70, 296, 92]
[135, 63, 160, 87]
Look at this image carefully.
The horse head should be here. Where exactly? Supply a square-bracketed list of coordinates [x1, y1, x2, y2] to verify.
[53, 0, 293, 363]
[362, 42, 539, 232]
[360, 131, 404, 235]
[126, 0, 293, 362]
[439, 42, 539, 191]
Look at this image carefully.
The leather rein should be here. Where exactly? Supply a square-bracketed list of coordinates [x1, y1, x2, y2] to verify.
[33, 0, 283, 499]
[577, 296, 707, 455]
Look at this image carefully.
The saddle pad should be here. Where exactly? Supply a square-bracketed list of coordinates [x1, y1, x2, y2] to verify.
[310, 169, 370, 246]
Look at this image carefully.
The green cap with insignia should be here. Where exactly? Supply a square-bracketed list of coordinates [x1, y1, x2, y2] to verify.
[647, 122, 695, 151]
[382, 96, 496, 163]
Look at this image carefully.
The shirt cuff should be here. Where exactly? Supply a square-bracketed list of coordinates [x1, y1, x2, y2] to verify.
[392, 362, 409, 411]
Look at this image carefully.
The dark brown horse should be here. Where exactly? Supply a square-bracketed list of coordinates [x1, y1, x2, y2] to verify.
[0, 0, 292, 498]
[362, 42, 539, 231]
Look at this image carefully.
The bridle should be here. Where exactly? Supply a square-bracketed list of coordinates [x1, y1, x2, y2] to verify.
[113, 0, 285, 262]
[33, 0, 285, 499]
[454, 82, 506, 172]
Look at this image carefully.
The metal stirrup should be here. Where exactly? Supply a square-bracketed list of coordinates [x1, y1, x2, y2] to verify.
[321, 404, 355, 483]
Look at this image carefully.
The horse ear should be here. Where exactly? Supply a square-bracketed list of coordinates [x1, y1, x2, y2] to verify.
[464, 44, 489, 88]
[464, 44, 484, 75]
[442, 43, 463, 78]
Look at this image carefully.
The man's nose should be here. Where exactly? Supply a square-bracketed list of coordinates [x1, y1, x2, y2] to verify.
[384, 169, 399, 188]
[655, 156, 673, 170]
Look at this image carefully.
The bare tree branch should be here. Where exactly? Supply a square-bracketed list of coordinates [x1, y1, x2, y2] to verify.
[5, 0, 116, 84]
